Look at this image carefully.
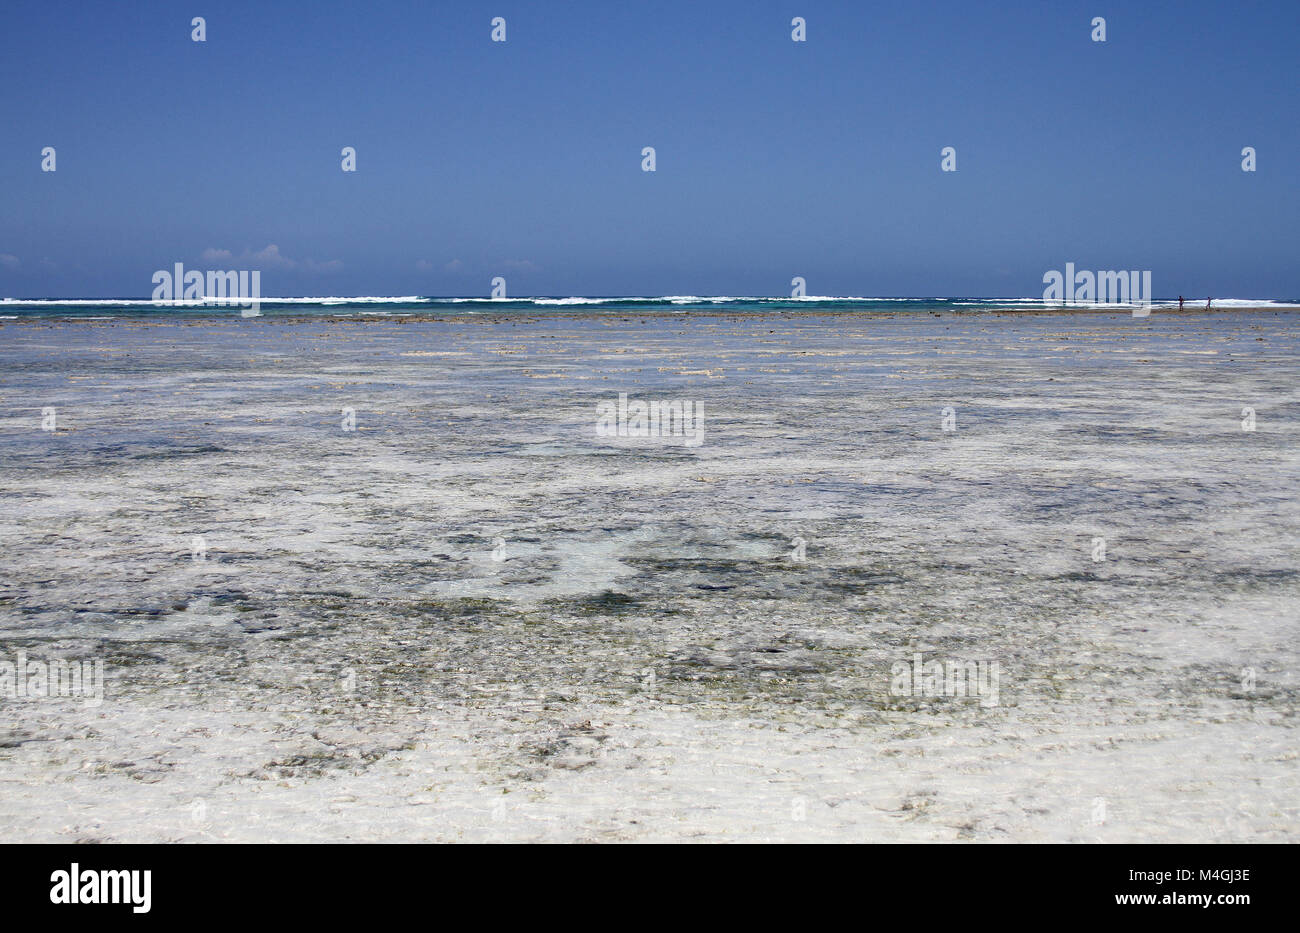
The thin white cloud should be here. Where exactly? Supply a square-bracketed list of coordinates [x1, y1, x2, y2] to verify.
[248, 244, 295, 268]
[303, 259, 343, 273]
[198, 244, 341, 273]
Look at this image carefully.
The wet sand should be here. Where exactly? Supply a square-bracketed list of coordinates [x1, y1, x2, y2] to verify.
[0, 308, 1296, 841]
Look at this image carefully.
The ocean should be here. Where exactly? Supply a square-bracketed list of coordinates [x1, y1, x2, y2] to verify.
[2, 295, 1299, 319]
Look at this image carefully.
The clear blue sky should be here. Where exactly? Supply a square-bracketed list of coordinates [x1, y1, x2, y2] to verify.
[1, 0, 1296, 299]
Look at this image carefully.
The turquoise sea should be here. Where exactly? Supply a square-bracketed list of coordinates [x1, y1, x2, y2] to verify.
[3, 295, 1298, 319]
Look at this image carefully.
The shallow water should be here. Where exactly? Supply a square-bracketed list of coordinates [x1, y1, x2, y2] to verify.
[0, 309, 1295, 841]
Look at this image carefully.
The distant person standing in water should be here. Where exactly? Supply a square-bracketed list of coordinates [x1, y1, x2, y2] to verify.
[1207, 297, 1213, 310]
[1179, 295, 1185, 309]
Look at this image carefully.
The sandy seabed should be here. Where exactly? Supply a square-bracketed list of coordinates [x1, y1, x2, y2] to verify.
[0, 308, 1296, 842]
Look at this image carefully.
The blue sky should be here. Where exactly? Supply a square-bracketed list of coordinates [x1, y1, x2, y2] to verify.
[1, 0, 1296, 298]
